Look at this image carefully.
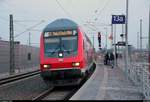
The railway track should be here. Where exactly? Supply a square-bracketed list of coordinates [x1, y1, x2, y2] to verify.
[32, 66, 96, 100]
[0, 70, 40, 85]
[0, 64, 96, 100]
[32, 86, 79, 100]
[0, 69, 80, 100]
[32, 87, 55, 100]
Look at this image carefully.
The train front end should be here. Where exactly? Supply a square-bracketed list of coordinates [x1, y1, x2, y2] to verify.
[40, 19, 85, 86]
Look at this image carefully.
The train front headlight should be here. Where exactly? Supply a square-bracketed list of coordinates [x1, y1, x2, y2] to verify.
[58, 53, 63, 57]
[43, 64, 50, 69]
[72, 62, 80, 67]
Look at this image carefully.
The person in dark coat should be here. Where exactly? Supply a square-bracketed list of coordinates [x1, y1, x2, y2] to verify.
[104, 52, 109, 65]
[109, 52, 114, 68]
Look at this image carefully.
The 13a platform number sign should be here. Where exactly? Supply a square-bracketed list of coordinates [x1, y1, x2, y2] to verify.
[112, 15, 125, 24]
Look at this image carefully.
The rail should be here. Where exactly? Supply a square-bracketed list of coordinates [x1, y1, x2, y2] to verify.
[32, 86, 79, 100]
[32, 87, 54, 100]
[0, 70, 40, 85]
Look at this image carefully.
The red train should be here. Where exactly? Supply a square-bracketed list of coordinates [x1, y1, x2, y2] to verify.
[40, 18, 96, 86]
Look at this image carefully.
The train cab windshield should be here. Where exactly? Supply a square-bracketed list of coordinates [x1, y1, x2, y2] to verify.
[44, 30, 78, 58]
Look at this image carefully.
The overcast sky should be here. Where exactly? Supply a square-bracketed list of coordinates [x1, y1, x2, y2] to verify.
[0, 0, 149, 50]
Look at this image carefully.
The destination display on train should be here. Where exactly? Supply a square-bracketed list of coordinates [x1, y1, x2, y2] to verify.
[44, 30, 77, 37]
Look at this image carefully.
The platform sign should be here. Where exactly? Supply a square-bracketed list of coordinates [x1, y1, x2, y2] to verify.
[112, 15, 126, 24]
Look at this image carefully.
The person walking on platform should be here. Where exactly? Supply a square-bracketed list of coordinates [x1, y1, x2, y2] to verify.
[104, 52, 109, 65]
[109, 52, 114, 68]
[115, 53, 118, 66]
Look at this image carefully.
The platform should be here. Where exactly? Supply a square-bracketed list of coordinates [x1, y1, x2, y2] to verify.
[70, 62, 143, 100]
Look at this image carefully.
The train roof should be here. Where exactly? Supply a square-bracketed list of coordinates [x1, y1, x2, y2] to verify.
[43, 18, 78, 32]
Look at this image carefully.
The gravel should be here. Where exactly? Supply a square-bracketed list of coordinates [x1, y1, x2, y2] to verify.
[0, 75, 49, 100]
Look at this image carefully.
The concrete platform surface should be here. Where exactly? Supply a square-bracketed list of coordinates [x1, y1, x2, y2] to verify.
[70, 63, 143, 100]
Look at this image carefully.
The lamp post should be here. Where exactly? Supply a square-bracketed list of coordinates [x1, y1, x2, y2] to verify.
[137, 32, 139, 49]
[140, 19, 143, 50]
[125, 0, 129, 79]
[148, 5, 150, 75]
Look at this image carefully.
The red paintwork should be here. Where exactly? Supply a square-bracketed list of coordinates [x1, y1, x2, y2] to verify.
[40, 27, 94, 72]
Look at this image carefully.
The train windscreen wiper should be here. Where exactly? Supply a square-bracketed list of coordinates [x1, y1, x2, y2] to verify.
[51, 46, 60, 55]
[62, 44, 71, 54]
[45, 45, 60, 55]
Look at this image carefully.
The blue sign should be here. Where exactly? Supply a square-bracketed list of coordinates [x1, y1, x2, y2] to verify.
[112, 15, 126, 24]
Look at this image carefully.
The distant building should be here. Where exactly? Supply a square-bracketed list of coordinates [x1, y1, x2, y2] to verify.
[0, 39, 40, 73]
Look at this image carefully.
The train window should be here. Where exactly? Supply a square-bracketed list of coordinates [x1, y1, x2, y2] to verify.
[45, 38, 59, 43]
[61, 36, 78, 57]
[44, 30, 78, 58]
[44, 38, 60, 57]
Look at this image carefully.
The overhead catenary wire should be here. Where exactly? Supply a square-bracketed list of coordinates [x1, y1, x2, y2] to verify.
[0, 15, 35, 29]
[96, 0, 110, 14]
[87, 22, 99, 30]
[1, 0, 111, 48]
[0, 16, 43, 36]
[55, 0, 73, 19]
[14, 20, 45, 22]
[82, 0, 111, 35]
[94, 0, 111, 21]
[14, 20, 45, 38]
[84, 0, 111, 32]
[14, 22, 28, 28]
[14, 19, 47, 33]
[0, 0, 14, 12]
[83, 24, 97, 31]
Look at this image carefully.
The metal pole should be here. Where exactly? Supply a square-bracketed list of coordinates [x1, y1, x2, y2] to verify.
[122, 24, 124, 36]
[148, 5, 150, 78]
[122, 13, 125, 40]
[114, 24, 117, 67]
[9, 14, 15, 74]
[140, 19, 143, 50]
[137, 32, 139, 49]
[122, 16, 124, 40]
[106, 28, 107, 50]
[125, 0, 129, 79]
